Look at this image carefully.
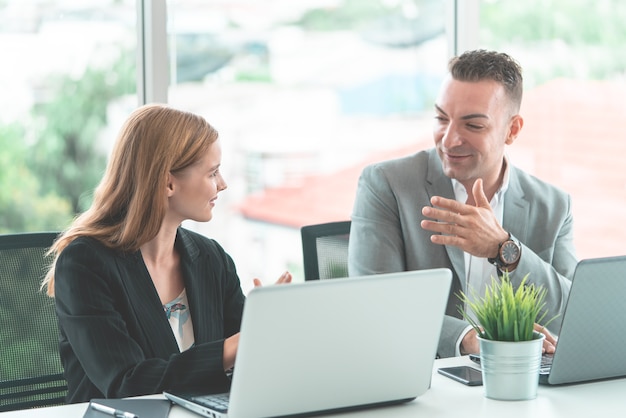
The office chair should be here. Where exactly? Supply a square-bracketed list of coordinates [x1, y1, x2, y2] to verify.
[0, 232, 68, 412]
[301, 221, 351, 280]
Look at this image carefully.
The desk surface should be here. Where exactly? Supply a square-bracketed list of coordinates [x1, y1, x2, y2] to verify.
[3, 356, 626, 417]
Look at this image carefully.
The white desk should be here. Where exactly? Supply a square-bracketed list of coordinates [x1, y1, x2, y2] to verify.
[3, 356, 626, 417]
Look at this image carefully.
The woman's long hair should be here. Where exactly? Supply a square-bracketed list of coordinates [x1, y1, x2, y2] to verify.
[42, 104, 219, 296]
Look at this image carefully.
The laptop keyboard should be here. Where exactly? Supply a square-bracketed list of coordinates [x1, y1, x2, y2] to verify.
[191, 393, 230, 413]
[470, 353, 554, 373]
[539, 353, 554, 373]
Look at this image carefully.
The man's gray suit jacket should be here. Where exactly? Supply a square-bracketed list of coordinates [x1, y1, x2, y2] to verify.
[348, 148, 577, 358]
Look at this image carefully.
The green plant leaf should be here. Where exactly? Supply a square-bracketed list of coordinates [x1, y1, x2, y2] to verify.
[456, 271, 559, 342]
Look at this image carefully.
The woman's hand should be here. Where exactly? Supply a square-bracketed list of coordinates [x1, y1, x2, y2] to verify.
[252, 271, 292, 287]
[226, 272, 292, 370]
[223, 332, 239, 371]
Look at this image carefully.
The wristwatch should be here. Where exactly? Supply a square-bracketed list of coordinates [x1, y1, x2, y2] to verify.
[488, 233, 522, 271]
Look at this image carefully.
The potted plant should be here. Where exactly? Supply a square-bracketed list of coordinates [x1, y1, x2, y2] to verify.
[458, 271, 555, 400]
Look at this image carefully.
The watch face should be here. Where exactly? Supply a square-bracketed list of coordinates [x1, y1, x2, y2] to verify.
[501, 241, 521, 264]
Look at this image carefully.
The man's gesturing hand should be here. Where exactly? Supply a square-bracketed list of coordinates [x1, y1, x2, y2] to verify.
[420, 178, 509, 258]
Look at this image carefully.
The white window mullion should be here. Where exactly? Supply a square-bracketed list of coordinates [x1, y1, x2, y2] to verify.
[137, 0, 169, 105]
[449, 0, 480, 56]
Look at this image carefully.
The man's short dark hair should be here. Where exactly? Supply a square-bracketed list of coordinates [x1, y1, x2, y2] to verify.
[448, 49, 523, 112]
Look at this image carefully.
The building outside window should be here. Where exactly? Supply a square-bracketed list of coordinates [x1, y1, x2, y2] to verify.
[477, 0, 626, 260]
[1, 0, 624, 289]
[166, 0, 448, 287]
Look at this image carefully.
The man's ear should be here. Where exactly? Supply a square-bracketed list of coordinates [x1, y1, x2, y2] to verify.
[506, 114, 524, 145]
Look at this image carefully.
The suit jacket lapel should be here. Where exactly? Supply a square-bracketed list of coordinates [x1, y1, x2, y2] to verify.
[176, 230, 213, 344]
[503, 167, 530, 242]
[423, 153, 529, 290]
[116, 251, 181, 356]
[124, 230, 218, 356]
[425, 150, 466, 281]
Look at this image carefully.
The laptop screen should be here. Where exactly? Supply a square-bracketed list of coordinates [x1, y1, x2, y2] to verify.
[167, 269, 452, 418]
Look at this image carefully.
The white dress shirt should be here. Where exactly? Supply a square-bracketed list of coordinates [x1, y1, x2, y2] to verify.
[451, 158, 511, 354]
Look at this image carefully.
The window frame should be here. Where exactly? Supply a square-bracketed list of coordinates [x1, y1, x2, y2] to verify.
[136, 1, 475, 105]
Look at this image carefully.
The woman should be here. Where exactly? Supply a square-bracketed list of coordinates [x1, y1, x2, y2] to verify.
[42, 104, 291, 403]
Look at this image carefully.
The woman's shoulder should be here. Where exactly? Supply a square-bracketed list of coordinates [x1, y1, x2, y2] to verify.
[61, 235, 106, 256]
[59, 235, 121, 265]
[176, 228, 237, 277]
[55, 236, 130, 285]
[177, 227, 227, 257]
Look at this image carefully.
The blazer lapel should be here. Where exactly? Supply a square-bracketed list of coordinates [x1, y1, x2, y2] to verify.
[425, 150, 466, 281]
[117, 251, 180, 356]
[423, 153, 529, 289]
[175, 231, 213, 344]
[502, 167, 530, 242]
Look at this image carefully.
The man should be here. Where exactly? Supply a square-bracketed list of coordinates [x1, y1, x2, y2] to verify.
[348, 49, 577, 358]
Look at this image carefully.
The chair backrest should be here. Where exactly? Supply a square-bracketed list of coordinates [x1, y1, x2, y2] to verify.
[300, 221, 351, 280]
[0, 232, 67, 412]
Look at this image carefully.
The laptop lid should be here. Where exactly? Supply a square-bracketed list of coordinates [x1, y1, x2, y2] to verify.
[168, 268, 452, 418]
[544, 255, 626, 385]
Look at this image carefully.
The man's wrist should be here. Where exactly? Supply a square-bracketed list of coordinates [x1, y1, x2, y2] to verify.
[459, 326, 479, 355]
[488, 232, 522, 272]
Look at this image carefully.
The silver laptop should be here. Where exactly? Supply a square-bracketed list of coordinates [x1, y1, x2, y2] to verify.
[539, 255, 626, 385]
[164, 269, 452, 417]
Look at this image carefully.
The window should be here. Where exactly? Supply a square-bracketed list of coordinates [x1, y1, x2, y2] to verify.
[476, 0, 626, 259]
[166, 0, 448, 288]
[0, 0, 137, 233]
[3, 1, 617, 287]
